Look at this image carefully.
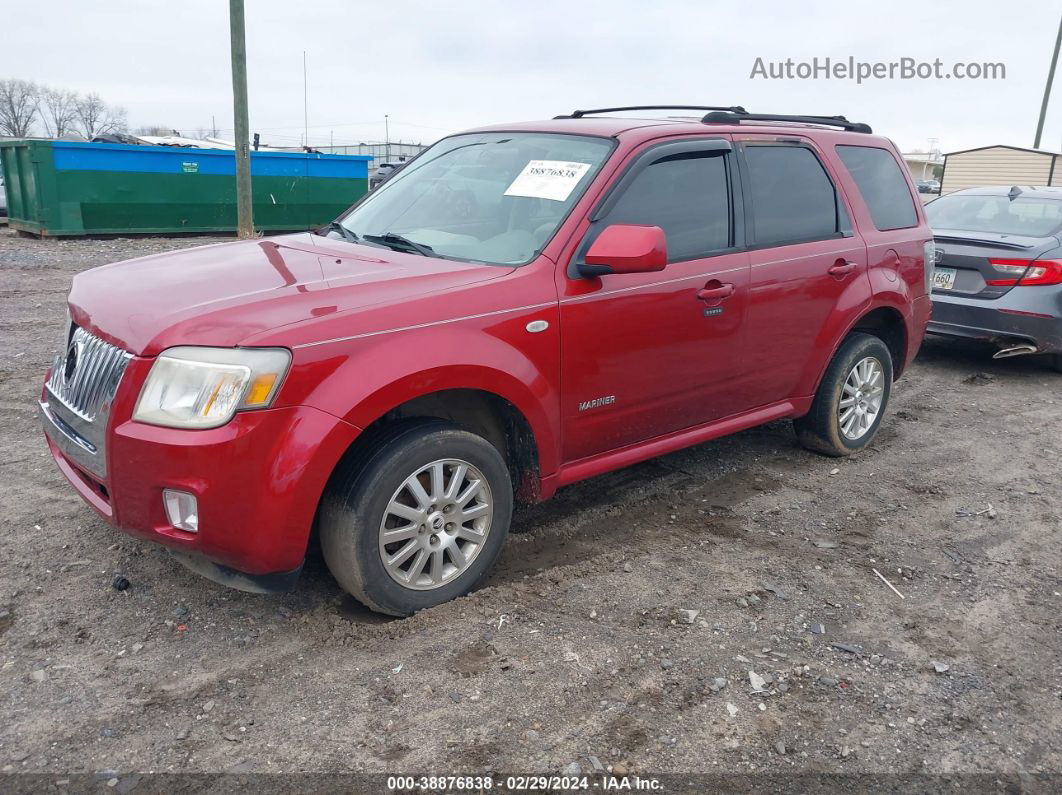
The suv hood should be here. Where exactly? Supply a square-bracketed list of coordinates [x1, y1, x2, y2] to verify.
[68, 233, 511, 355]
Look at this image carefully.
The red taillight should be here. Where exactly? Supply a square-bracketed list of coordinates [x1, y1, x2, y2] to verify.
[985, 258, 1062, 287]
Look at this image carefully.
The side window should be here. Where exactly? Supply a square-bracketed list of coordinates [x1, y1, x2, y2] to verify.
[743, 145, 847, 247]
[836, 145, 918, 231]
[602, 152, 731, 262]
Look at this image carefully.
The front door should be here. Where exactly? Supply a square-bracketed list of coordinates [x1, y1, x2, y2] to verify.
[558, 138, 751, 462]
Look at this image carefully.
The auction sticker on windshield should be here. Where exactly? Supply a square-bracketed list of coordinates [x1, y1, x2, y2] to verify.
[504, 160, 593, 202]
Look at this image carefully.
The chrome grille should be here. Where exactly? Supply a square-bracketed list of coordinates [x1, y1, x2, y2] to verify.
[47, 326, 132, 421]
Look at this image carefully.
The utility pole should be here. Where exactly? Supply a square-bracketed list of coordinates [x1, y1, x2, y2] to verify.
[303, 51, 308, 151]
[385, 114, 390, 161]
[923, 137, 939, 180]
[1034, 12, 1062, 149]
[229, 0, 254, 238]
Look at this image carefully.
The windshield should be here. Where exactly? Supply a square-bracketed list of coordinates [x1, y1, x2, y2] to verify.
[925, 194, 1062, 237]
[334, 132, 613, 265]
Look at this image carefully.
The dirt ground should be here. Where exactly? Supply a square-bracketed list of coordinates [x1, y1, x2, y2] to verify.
[1, 230, 1060, 789]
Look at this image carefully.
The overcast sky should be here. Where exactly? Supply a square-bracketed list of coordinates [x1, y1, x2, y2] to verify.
[5, 0, 1058, 154]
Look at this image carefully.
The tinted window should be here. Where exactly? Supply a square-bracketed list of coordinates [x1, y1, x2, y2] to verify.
[836, 145, 918, 230]
[744, 145, 845, 246]
[603, 153, 730, 262]
[924, 193, 1062, 237]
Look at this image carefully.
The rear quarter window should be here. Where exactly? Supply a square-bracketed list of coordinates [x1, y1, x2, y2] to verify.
[836, 145, 918, 231]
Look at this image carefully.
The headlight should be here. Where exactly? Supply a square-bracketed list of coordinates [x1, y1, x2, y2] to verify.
[133, 347, 291, 429]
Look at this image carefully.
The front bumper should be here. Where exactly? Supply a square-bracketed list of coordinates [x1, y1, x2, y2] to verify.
[42, 380, 361, 581]
[928, 287, 1062, 354]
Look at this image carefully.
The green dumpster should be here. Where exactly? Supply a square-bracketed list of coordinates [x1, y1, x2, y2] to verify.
[0, 139, 372, 236]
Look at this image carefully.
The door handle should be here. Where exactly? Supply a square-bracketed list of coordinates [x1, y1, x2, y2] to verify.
[697, 283, 735, 301]
[828, 260, 857, 277]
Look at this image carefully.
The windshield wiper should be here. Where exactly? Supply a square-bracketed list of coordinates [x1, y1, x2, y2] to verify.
[362, 232, 439, 258]
[322, 221, 360, 244]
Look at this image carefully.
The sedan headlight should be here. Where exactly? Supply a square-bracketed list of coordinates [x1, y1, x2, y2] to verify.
[133, 347, 291, 429]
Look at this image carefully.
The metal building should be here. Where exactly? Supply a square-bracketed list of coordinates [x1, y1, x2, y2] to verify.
[940, 144, 1062, 194]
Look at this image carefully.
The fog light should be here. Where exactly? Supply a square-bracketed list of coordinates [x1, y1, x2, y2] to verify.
[163, 489, 199, 533]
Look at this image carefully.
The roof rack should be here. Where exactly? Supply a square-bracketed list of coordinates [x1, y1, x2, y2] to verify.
[701, 110, 872, 134]
[554, 105, 748, 119]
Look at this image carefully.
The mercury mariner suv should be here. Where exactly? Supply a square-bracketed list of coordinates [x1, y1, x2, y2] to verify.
[40, 106, 932, 615]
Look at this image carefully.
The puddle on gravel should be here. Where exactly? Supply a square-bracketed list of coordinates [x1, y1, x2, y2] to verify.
[452, 642, 495, 676]
[704, 514, 748, 538]
[689, 470, 786, 506]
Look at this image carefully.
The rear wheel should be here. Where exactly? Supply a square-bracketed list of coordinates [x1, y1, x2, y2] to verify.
[795, 333, 893, 457]
[320, 421, 512, 616]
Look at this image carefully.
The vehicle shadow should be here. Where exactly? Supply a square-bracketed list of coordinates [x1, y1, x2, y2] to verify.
[917, 335, 1059, 379]
[298, 536, 403, 624]
[483, 421, 800, 588]
[298, 429, 796, 619]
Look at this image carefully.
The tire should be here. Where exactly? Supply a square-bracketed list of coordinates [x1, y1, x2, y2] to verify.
[1051, 354, 1062, 374]
[795, 332, 894, 457]
[320, 420, 512, 616]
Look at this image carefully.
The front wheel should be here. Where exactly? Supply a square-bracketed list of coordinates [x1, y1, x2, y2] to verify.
[795, 332, 893, 457]
[320, 421, 512, 616]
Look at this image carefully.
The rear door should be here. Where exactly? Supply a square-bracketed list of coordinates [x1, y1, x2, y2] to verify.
[736, 137, 869, 404]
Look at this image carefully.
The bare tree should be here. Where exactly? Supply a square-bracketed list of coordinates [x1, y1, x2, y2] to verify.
[0, 78, 40, 137]
[134, 125, 182, 137]
[74, 93, 128, 139]
[38, 87, 79, 138]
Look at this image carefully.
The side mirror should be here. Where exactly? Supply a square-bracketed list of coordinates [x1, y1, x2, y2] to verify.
[579, 224, 667, 278]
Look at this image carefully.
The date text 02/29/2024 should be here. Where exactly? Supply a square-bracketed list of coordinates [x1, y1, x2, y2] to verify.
[386, 773, 665, 791]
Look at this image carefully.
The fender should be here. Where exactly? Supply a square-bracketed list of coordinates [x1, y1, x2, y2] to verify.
[792, 269, 874, 398]
[283, 317, 562, 477]
[800, 275, 916, 399]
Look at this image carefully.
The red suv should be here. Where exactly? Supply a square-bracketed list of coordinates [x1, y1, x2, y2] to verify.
[40, 106, 932, 615]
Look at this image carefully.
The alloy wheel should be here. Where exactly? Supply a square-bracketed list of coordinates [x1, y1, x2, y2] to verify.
[378, 458, 494, 590]
[839, 356, 885, 440]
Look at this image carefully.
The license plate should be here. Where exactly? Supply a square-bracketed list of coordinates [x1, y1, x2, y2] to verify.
[933, 267, 957, 290]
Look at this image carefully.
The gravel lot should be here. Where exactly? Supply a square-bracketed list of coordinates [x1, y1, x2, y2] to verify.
[1, 231, 1060, 788]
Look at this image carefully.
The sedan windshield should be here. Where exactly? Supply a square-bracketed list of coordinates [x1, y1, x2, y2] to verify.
[333, 132, 613, 265]
[925, 194, 1062, 237]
